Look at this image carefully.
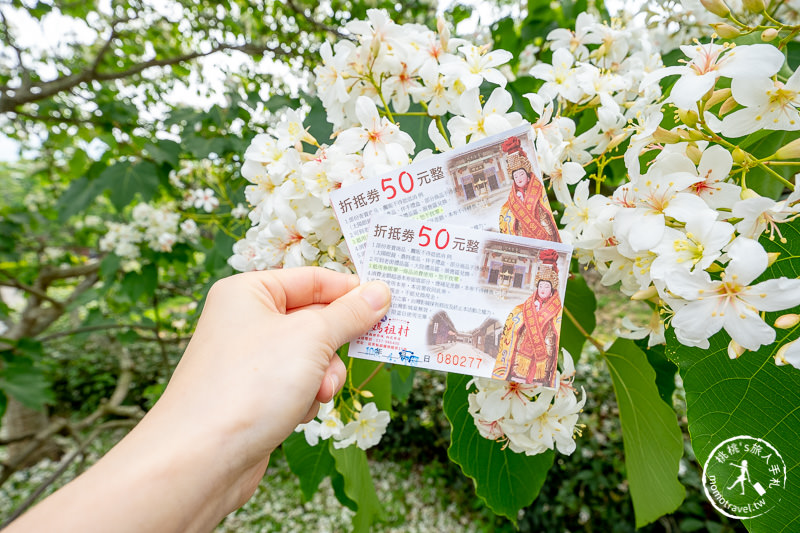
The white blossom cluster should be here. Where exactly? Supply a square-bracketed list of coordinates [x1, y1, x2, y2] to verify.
[295, 401, 391, 451]
[531, 16, 800, 362]
[99, 202, 198, 259]
[229, 11, 532, 272]
[468, 350, 585, 456]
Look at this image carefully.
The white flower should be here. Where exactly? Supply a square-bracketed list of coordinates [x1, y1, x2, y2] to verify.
[333, 402, 391, 450]
[721, 70, 800, 137]
[335, 96, 415, 170]
[732, 194, 800, 243]
[613, 152, 704, 252]
[685, 145, 740, 209]
[272, 109, 312, 149]
[439, 44, 512, 90]
[642, 43, 784, 110]
[446, 87, 522, 146]
[617, 312, 666, 347]
[669, 238, 800, 350]
[650, 211, 734, 278]
[529, 48, 583, 103]
[231, 203, 249, 219]
[546, 12, 602, 60]
[180, 218, 198, 237]
[295, 401, 344, 446]
[192, 188, 219, 213]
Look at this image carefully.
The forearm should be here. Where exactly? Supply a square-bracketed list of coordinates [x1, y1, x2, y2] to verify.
[6, 403, 252, 533]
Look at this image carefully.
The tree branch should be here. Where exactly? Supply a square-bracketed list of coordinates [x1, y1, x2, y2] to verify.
[0, 270, 62, 308]
[1, 41, 290, 113]
[36, 323, 158, 342]
[0, 6, 29, 88]
[0, 345, 144, 486]
[283, 0, 349, 39]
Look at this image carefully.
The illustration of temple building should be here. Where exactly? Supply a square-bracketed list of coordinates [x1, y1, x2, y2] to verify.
[427, 311, 501, 359]
[479, 240, 569, 298]
[446, 133, 533, 207]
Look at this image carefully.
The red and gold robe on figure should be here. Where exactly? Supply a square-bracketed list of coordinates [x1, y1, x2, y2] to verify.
[491, 291, 561, 386]
[498, 180, 560, 242]
[497, 136, 560, 242]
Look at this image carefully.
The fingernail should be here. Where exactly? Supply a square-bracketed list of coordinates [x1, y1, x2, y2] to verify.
[329, 374, 340, 395]
[359, 281, 391, 311]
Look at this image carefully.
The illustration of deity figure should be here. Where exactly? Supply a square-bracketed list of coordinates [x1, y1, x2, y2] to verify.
[497, 136, 560, 242]
[491, 249, 562, 386]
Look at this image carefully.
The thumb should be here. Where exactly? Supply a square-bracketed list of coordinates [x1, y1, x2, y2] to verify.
[314, 280, 392, 350]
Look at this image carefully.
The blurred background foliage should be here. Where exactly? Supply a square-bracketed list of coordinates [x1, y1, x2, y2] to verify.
[0, 0, 746, 530]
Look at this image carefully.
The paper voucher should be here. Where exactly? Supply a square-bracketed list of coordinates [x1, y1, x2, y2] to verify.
[330, 124, 560, 273]
[350, 214, 573, 389]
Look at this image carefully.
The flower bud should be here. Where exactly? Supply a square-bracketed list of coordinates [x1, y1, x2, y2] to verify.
[720, 95, 739, 115]
[742, 0, 765, 13]
[767, 252, 780, 266]
[775, 137, 800, 160]
[352, 399, 363, 411]
[774, 313, 800, 329]
[631, 285, 658, 301]
[711, 23, 741, 39]
[360, 389, 375, 398]
[687, 143, 703, 165]
[678, 109, 699, 128]
[740, 187, 760, 200]
[328, 245, 337, 259]
[707, 88, 732, 109]
[761, 28, 779, 42]
[727, 339, 745, 359]
[732, 147, 747, 164]
[774, 340, 800, 368]
[606, 132, 628, 151]
[701, 0, 731, 17]
[652, 126, 682, 144]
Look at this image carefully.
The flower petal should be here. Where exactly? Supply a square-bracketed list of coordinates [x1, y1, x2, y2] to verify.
[725, 237, 767, 285]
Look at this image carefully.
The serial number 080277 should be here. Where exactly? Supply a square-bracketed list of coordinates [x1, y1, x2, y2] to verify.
[436, 352, 482, 369]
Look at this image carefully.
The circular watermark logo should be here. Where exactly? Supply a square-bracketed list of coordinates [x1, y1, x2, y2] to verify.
[702, 435, 787, 520]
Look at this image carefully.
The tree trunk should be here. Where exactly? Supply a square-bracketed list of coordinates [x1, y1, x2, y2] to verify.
[1, 397, 60, 468]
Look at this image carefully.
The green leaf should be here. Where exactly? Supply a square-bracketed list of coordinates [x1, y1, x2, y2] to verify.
[740, 130, 800, 199]
[57, 176, 105, 221]
[99, 253, 121, 282]
[0, 390, 6, 420]
[144, 140, 181, 167]
[665, 218, 800, 532]
[390, 365, 415, 403]
[306, 97, 333, 144]
[349, 357, 392, 413]
[443, 372, 554, 524]
[330, 443, 383, 532]
[98, 161, 160, 210]
[283, 431, 335, 502]
[0, 359, 54, 410]
[120, 264, 158, 302]
[639, 342, 677, 405]
[604, 339, 685, 527]
[561, 273, 597, 360]
[330, 467, 358, 511]
[204, 232, 236, 275]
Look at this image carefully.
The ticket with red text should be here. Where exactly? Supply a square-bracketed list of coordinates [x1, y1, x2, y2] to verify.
[330, 124, 560, 274]
[349, 214, 572, 387]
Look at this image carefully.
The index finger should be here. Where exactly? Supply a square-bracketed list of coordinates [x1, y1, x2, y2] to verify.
[250, 267, 360, 311]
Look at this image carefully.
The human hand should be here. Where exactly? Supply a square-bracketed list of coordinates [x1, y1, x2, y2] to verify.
[4, 268, 391, 533]
[148, 267, 391, 507]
